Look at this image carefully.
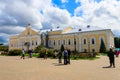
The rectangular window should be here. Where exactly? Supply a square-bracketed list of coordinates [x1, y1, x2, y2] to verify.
[58, 40, 60, 45]
[49, 40, 51, 45]
[32, 41, 34, 45]
[63, 40, 65, 45]
[92, 38, 95, 44]
[36, 41, 37, 45]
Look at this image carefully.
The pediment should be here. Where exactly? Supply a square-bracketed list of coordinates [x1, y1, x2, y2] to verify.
[19, 27, 38, 36]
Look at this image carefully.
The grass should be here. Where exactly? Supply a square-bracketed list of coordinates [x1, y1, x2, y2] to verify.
[70, 54, 101, 60]
[0, 52, 101, 60]
[24, 53, 39, 58]
[100, 53, 107, 56]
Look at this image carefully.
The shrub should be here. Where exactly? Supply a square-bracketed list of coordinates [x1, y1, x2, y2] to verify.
[38, 48, 46, 58]
[0, 46, 8, 52]
[34, 45, 42, 53]
[8, 49, 22, 56]
[47, 49, 54, 57]
[38, 48, 54, 58]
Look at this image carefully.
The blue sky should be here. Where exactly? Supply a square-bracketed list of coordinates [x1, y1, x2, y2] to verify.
[52, 0, 81, 16]
[52, 0, 103, 16]
[0, 0, 120, 44]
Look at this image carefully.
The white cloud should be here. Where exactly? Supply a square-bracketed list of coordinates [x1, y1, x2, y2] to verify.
[0, 26, 25, 35]
[74, 0, 120, 32]
[61, 0, 69, 3]
[1, 0, 120, 44]
[0, 0, 73, 43]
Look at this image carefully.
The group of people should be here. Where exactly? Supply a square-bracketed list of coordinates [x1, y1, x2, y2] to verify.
[21, 49, 33, 59]
[58, 49, 71, 65]
[20, 47, 119, 68]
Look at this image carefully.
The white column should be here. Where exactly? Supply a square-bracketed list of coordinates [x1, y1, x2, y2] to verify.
[38, 34, 40, 46]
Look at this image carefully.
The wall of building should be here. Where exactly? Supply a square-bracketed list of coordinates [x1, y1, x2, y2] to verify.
[47, 29, 114, 52]
[9, 25, 40, 51]
[9, 25, 114, 53]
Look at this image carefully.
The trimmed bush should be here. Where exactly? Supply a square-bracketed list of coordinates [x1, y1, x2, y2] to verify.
[38, 47, 54, 58]
[38, 48, 46, 58]
[34, 45, 42, 53]
[8, 49, 22, 56]
[47, 49, 54, 57]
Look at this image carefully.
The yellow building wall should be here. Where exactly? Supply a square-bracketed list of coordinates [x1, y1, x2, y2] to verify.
[48, 30, 114, 52]
[81, 32, 107, 52]
[9, 26, 40, 51]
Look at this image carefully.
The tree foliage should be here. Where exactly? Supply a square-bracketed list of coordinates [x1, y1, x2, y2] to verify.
[0, 46, 8, 52]
[99, 39, 106, 53]
[114, 37, 120, 48]
[8, 49, 22, 56]
[34, 45, 42, 53]
[0, 43, 3, 46]
[60, 44, 64, 52]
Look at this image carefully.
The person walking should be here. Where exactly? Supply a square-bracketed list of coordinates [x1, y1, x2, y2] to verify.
[107, 48, 116, 68]
[44, 50, 48, 59]
[67, 49, 71, 64]
[28, 49, 32, 58]
[58, 51, 62, 63]
[63, 49, 68, 65]
[21, 49, 25, 59]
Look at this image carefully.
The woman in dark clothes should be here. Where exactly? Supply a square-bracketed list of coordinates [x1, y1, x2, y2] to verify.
[67, 49, 71, 64]
[107, 48, 115, 68]
[58, 51, 62, 63]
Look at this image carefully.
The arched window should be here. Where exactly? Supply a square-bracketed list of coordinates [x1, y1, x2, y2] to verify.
[74, 39, 76, 45]
[68, 39, 71, 45]
[91, 38, 95, 45]
[63, 40, 65, 45]
[84, 39, 86, 45]
[54, 40, 55, 46]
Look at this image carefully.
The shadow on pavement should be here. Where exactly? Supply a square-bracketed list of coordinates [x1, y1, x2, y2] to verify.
[52, 63, 65, 66]
[102, 66, 115, 68]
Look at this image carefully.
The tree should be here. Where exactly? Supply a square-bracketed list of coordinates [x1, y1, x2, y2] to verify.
[0, 43, 3, 46]
[99, 39, 106, 53]
[34, 45, 42, 53]
[0, 46, 8, 52]
[60, 44, 64, 52]
[114, 37, 120, 48]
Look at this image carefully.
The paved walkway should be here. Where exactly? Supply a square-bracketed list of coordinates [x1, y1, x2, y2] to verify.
[0, 55, 120, 80]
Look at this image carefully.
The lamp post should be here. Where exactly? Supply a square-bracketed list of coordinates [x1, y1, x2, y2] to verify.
[88, 41, 90, 54]
[74, 33, 76, 59]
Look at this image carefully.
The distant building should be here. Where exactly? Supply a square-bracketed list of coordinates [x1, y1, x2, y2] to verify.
[9, 24, 41, 51]
[9, 24, 114, 52]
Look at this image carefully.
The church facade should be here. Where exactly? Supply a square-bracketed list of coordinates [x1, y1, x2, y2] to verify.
[9, 24, 114, 52]
[9, 24, 41, 51]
